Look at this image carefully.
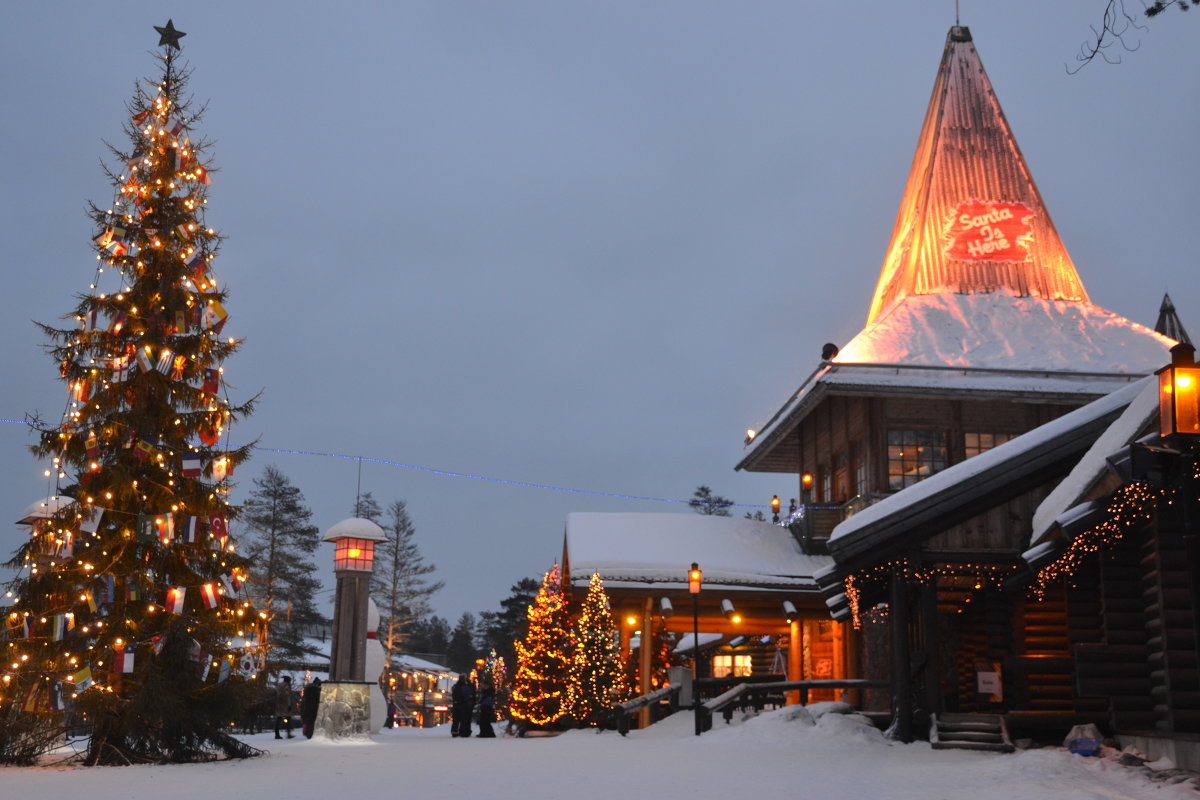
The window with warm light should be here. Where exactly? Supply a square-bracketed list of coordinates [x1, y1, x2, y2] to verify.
[711, 654, 753, 679]
[887, 430, 947, 489]
[963, 431, 1016, 458]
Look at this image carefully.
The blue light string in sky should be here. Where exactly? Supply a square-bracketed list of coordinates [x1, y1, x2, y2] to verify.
[3, 417, 769, 509]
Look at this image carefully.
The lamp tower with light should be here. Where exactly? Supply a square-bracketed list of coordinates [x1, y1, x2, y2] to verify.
[316, 517, 386, 739]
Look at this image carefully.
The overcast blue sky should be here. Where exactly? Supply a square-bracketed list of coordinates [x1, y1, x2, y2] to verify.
[2, 2, 1197, 628]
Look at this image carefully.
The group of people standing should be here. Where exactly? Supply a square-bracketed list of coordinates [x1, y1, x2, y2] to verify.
[273, 675, 323, 739]
[450, 673, 496, 738]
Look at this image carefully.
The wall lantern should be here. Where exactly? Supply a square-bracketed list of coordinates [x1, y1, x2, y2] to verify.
[1158, 343, 1200, 438]
[721, 598, 740, 623]
[782, 600, 798, 623]
[659, 597, 674, 618]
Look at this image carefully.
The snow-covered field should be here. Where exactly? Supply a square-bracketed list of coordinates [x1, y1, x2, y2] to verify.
[3, 704, 1195, 800]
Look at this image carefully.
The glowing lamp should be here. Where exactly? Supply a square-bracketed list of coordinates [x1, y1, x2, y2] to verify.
[782, 600, 798, 623]
[323, 517, 386, 572]
[688, 563, 702, 594]
[721, 598, 738, 622]
[1157, 343, 1200, 438]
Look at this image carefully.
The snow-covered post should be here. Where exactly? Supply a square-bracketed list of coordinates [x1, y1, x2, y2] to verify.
[315, 517, 386, 740]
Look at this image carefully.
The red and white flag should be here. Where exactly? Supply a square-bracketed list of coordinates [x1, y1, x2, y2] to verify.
[111, 354, 131, 383]
[167, 586, 186, 614]
[181, 454, 201, 478]
[200, 583, 219, 610]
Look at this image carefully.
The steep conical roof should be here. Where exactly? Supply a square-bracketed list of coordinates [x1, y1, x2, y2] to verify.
[865, 26, 1088, 324]
[1155, 293, 1192, 345]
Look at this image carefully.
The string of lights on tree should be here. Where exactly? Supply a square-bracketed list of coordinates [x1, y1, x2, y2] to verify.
[0, 21, 262, 765]
[508, 563, 574, 727]
[567, 572, 630, 726]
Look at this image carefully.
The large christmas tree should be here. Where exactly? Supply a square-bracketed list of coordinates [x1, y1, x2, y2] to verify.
[508, 563, 573, 728]
[0, 21, 260, 765]
[568, 572, 629, 726]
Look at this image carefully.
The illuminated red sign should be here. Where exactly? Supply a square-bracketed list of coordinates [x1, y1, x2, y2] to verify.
[944, 201, 1034, 262]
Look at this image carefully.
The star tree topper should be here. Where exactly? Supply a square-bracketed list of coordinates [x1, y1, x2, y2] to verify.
[154, 19, 187, 50]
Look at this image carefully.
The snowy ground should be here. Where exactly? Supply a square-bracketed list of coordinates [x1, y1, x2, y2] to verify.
[2, 704, 1196, 800]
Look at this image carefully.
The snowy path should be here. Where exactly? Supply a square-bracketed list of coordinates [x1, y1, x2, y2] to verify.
[1, 706, 1194, 800]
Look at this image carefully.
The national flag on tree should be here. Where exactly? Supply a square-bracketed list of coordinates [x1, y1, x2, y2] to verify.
[167, 587, 186, 614]
[133, 439, 155, 461]
[111, 353, 131, 382]
[155, 513, 174, 542]
[201, 299, 227, 331]
[69, 666, 93, 691]
[200, 583, 219, 609]
[202, 367, 220, 394]
[183, 515, 199, 543]
[155, 347, 174, 374]
[181, 453, 201, 478]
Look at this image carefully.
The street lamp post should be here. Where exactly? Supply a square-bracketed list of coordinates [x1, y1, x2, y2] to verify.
[1155, 343, 1200, 663]
[689, 562, 702, 736]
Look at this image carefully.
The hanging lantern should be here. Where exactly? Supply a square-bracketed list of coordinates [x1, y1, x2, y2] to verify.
[1157, 343, 1200, 438]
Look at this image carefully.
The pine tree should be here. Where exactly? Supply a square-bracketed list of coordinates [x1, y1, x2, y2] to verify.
[240, 466, 324, 672]
[568, 573, 630, 726]
[406, 615, 451, 659]
[371, 499, 443, 672]
[353, 491, 382, 523]
[446, 612, 479, 673]
[478, 576, 539, 671]
[689, 485, 733, 516]
[508, 564, 572, 728]
[1, 25, 260, 765]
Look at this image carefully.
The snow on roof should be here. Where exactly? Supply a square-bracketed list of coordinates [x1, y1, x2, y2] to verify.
[565, 512, 831, 591]
[394, 654, 452, 674]
[1028, 377, 1158, 546]
[837, 294, 1173, 371]
[739, 293, 1168, 472]
[672, 632, 724, 654]
[828, 378, 1148, 548]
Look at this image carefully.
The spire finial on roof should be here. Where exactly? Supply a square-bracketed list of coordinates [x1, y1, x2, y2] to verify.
[1155, 292, 1193, 346]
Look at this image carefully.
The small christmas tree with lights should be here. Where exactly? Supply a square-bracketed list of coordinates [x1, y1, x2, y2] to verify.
[568, 572, 630, 726]
[0, 21, 260, 765]
[508, 563, 573, 728]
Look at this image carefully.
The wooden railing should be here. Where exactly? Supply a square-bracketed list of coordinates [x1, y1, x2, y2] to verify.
[699, 679, 890, 733]
[614, 686, 680, 736]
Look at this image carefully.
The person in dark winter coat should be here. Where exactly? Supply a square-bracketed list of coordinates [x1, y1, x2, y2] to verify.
[450, 674, 476, 738]
[476, 679, 496, 738]
[274, 675, 294, 739]
[300, 677, 322, 739]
